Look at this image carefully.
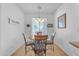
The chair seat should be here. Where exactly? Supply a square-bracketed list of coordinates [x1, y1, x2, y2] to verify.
[46, 40, 53, 44]
[26, 40, 35, 46]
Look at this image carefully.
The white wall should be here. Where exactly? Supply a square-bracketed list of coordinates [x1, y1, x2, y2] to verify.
[54, 3, 79, 42]
[0, 4, 1, 54]
[54, 3, 79, 55]
[24, 13, 54, 40]
[0, 3, 24, 56]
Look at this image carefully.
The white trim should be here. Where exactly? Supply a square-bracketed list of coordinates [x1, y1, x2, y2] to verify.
[9, 42, 24, 56]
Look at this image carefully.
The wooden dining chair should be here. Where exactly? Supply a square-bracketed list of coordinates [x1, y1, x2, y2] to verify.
[34, 35, 48, 56]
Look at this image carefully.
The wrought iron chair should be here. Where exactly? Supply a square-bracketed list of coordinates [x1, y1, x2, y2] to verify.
[46, 32, 56, 52]
[22, 33, 34, 55]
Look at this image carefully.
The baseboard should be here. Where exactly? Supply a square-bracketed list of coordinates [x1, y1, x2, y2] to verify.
[10, 42, 24, 56]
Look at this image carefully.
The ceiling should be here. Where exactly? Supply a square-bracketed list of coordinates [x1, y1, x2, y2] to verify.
[17, 3, 62, 14]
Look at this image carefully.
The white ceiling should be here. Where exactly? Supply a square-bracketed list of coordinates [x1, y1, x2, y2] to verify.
[17, 3, 62, 14]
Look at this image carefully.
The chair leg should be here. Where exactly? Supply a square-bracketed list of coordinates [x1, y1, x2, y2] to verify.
[53, 44, 54, 55]
[45, 50, 46, 56]
[34, 50, 37, 56]
[25, 46, 27, 55]
[44, 50, 46, 56]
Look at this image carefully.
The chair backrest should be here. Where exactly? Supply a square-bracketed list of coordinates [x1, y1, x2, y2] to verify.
[34, 35, 48, 50]
[34, 35, 48, 41]
[34, 40, 46, 49]
[22, 33, 27, 44]
[51, 32, 56, 43]
[53, 32, 56, 39]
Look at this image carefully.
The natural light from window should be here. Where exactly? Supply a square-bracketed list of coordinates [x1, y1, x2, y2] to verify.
[32, 18, 47, 36]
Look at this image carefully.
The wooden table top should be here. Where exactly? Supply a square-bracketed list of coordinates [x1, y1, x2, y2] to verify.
[34, 35, 48, 41]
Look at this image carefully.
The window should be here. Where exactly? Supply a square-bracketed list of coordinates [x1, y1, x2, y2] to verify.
[32, 18, 47, 36]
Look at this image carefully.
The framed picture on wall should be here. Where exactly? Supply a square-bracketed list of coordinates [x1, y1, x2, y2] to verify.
[47, 24, 53, 28]
[58, 13, 66, 29]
